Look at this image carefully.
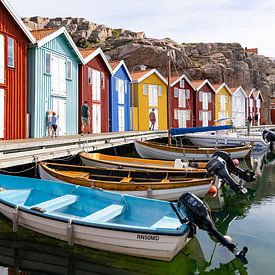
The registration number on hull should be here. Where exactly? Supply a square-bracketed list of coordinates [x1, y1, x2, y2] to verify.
[137, 234, 159, 241]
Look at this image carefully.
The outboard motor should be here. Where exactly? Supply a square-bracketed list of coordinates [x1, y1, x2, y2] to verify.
[206, 156, 247, 194]
[263, 129, 275, 143]
[213, 151, 256, 182]
[177, 192, 248, 263]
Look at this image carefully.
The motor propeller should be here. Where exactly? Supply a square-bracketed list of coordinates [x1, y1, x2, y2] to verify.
[213, 151, 256, 182]
[177, 192, 248, 263]
[206, 156, 247, 194]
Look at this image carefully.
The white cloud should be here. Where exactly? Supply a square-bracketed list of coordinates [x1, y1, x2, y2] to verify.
[8, 0, 275, 57]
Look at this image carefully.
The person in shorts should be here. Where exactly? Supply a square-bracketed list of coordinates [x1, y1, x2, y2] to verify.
[51, 111, 58, 138]
[81, 101, 90, 135]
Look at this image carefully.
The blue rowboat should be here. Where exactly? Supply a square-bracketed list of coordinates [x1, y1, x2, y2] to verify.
[0, 174, 248, 262]
[0, 174, 190, 261]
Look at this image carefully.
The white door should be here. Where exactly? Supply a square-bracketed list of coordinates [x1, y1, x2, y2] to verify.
[178, 89, 186, 108]
[202, 111, 208, 127]
[0, 35, 4, 84]
[202, 92, 208, 110]
[178, 110, 187, 128]
[92, 70, 101, 101]
[118, 105, 125, 131]
[51, 55, 66, 96]
[52, 97, 66, 136]
[92, 104, 101, 133]
[148, 108, 158, 130]
[0, 89, 4, 138]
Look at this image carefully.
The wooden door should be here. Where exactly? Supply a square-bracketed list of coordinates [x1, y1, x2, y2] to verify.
[92, 103, 101, 133]
[52, 97, 67, 136]
[51, 55, 66, 96]
[118, 105, 125, 131]
[0, 89, 4, 138]
[202, 111, 208, 127]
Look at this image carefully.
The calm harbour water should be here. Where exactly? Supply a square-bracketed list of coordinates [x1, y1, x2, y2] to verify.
[0, 150, 275, 274]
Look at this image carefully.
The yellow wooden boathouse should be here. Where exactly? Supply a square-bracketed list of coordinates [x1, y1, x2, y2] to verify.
[131, 69, 168, 130]
[213, 83, 232, 125]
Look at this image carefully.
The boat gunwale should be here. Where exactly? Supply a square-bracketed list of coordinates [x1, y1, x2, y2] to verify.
[0, 198, 189, 236]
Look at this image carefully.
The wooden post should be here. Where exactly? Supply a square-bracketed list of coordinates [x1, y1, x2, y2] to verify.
[167, 51, 172, 145]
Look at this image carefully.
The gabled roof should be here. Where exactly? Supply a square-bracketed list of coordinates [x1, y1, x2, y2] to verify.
[212, 83, 232, 95]
[80, 47, 112, 74]
[131, 68, 168, 85]
[32, 27, 84, 62]
[191, 79, 216, 93]
[1, 0, 35, 43]
[231, 86, 248, 98]
[169, 74, 195, 90]
[247, 88, 256, 98]
[109, 60, 132, 81]
[253, 90, 264, 102]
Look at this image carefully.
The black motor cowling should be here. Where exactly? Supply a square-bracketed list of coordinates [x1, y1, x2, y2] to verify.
[213, 151, 256, 182]
[206, 156, 247, 194]
[263, 129, 275, 143]
[177, 192, 248, 262]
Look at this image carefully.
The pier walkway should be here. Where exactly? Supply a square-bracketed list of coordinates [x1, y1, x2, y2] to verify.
[0, 131, 167, 169]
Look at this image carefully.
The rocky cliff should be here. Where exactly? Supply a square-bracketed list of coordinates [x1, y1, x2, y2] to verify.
[23, 16, 275, 123]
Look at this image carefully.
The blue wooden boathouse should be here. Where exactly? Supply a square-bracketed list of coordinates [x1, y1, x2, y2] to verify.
[28, 27, 83, 138]
[109, 61, 132, 132]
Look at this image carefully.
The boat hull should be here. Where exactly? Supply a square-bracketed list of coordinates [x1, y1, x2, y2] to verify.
[134, 140, 251, 161]
[185, 133, 269, 151]
[39, 165, 212, 200]
[0, 202, 188, 261]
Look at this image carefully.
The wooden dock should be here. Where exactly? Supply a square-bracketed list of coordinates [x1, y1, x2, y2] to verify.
[0, 131, 167, 169]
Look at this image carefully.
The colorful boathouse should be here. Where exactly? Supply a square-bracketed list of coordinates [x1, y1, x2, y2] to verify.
[231, 86, 247, 127]
[28, 27, 83, 138]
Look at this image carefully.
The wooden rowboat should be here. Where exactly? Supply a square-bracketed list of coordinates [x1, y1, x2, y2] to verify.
[39, 162, 213, 200]
[0, 174, 191, 261]
[79, 152, 207, 171]
[134, 140, 252, 161]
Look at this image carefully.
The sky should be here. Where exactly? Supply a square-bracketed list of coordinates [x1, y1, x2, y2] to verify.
[8, 0, 275, 57]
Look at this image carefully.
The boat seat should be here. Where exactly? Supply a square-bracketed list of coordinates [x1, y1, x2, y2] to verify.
[151, 216, 181, 229]
[30, 194, 78, 213]
[82, 204, 124, 223]
[120, 177, 132, 183]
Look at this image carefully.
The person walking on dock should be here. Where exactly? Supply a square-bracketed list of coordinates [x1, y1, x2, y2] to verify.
[149, 109, 156, 131]
[51, 111, 58, 138]
[46, 110, 53, 137]
[81, 101, 90, 135]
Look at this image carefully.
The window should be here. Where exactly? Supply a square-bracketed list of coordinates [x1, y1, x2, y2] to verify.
[8, 37, 14, 68]
[67, 60, 72, 80]
[117, 79, 125, 104]
[179, 89, 186, 108]
[174, 88, 179, 98]
[174, 109, 178, 119]
[143, 84, 148, 95]
[179, 79, 184, 88]
[101, 72, 105, 88]
[88, 67, 92, 85]
[92, 69, 101, 101]
[45, 53, 51, 74]
[148, 85, 158, 107]
[158, 86, 162, 96]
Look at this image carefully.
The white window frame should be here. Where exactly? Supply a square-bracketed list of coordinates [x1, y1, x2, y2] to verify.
[45, 52, 51, 75]
[117, 78, 125, 105]
[0, 34, 4, 84]
[174, 87, 179, 98]
[101, 72, 105, 88]
[174, 109, 178, 120]
[179, 79, 185, 88]
[92, 69, 101, 101]
[7, 37, 15, 68]
[67, 59, 72, 80]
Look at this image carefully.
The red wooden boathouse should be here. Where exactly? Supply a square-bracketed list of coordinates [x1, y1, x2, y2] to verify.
[0, 0, 35, 140]
[79, 48, 112, 134]
[169, 74, 195, 128]
[191, 80, 216, 127]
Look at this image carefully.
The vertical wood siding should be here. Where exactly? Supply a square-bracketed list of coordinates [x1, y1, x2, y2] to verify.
[28, 35, 79, 138]
[170, 80, 194, 128]
[79, 55, 110, 134]
[110, 66, 131, 132]
[0, 2, 29, 140]
[194, 83, 215, 127]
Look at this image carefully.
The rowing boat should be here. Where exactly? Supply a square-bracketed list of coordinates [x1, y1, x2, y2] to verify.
[134, 140, 252, 161]
[0, 174, 192, 261]
[79, 152, 207, 171]
[39, 162, 213, 200]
